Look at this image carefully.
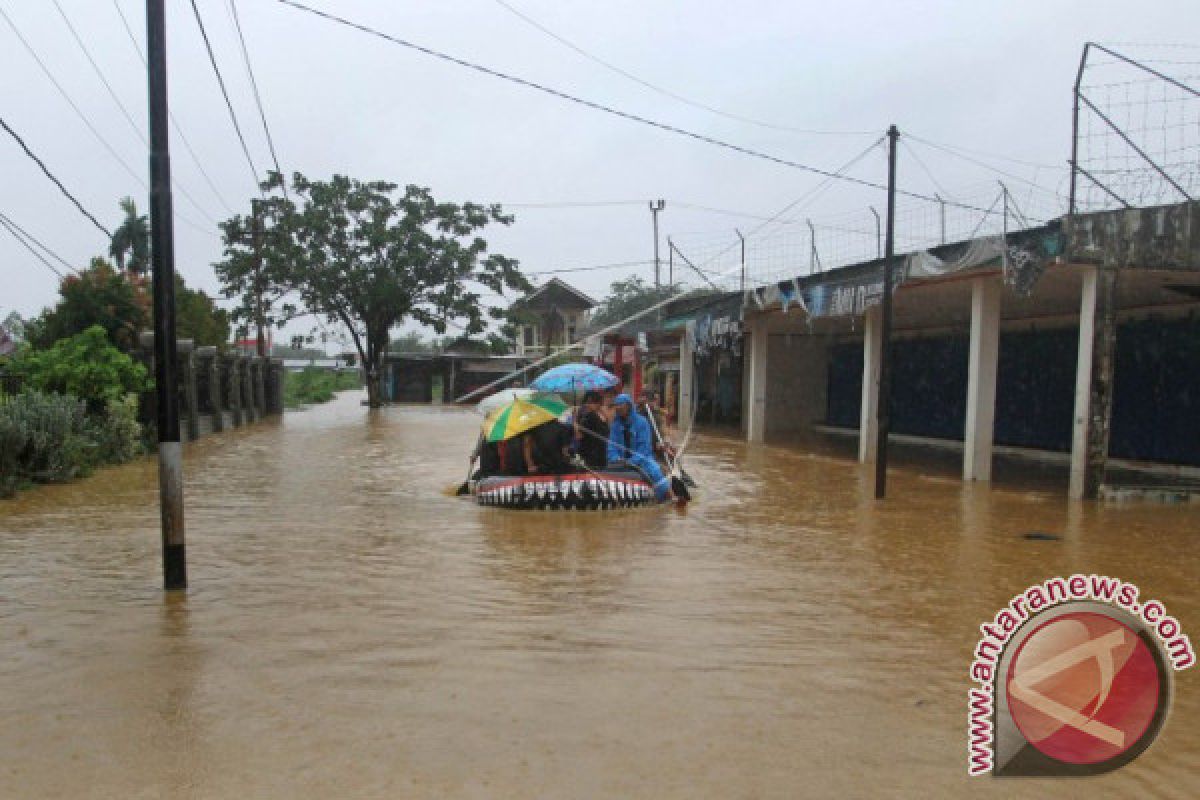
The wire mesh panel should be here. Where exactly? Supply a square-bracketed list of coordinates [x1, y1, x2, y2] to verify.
[1071, 43, 1200, 213]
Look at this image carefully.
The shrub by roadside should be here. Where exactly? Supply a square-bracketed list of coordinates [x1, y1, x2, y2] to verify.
[284, 367, 363, 409]
[0, 391, 145, 499]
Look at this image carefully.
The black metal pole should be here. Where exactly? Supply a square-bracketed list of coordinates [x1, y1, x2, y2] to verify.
[147, 0, 186, 589]
[1068, 43, 1090, 216]
[875, 125, 898, 500]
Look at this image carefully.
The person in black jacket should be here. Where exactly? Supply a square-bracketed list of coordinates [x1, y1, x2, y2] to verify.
[573, 391, 610, 469]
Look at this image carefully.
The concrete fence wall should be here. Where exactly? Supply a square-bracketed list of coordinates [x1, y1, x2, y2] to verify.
[137, 334, 285, 442]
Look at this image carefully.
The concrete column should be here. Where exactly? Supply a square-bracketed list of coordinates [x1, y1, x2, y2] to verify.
[180, 344, 199, 442]
[241, 359, 256, 423]
[199, 347, 223, 432]
[678, 328, 695, 430]
[1069, 267, 1098, 498]
[744, 318, 768, 443]
[859, 305, 882, 462]
[229, 356, 244, 427]
[963, 277, 1001, 481]
[1069, 265, 1119, 499]
[253, 359, 266, 415]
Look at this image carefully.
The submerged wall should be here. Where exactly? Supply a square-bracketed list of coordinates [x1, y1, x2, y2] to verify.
[824, 314, 1200, 466]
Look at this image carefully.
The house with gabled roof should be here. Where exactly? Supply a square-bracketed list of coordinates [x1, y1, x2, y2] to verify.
[509, 278, 596, 358]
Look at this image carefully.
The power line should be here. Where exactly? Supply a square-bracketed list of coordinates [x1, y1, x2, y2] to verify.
[906, 134, 1064, 204]
[274, 0, 999, 216]
[52, 0, 220, 227]
[189, 0, 261, 189]
[0, 116, 112, 238]
[504, 200, 641, 209]
[226, 0, 286, 183]
[112, 0, 237, 216]
[0, 5, 145, 191]
[0, 214, 65, 279]
[526, 259, 653, 276]
[489, 0, 873, 137]
[900, 139, 958, 203]
[0, 212, 79, 276]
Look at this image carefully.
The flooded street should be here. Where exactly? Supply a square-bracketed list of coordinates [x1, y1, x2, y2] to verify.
[1, 390, 1197, 798]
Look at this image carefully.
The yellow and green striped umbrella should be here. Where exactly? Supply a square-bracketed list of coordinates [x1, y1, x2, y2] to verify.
[482, 394, 568, 442]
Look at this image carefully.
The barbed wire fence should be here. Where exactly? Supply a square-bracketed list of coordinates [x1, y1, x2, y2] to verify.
[1070, 42, 1200, 213]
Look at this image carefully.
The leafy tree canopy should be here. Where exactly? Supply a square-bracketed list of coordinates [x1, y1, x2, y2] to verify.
[9, 325, 150, 413]
[588, 276, 681, 330]
[216, 173, 530, 406]
[26, 258, 149, 351]
[109, 196, 150, 275]
[174, 276, 231, 350]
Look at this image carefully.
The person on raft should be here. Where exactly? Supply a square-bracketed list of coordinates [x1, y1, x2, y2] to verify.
[522, 418, 573, 475]
[607, 393, 674, 502]
[573, 390, 610, 469]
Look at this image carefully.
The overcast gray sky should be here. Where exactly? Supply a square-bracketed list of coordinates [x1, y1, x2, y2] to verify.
[4, 0, 1199, 348]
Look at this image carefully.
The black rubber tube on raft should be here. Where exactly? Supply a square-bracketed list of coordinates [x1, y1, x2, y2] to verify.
[473, 470, 659, 510]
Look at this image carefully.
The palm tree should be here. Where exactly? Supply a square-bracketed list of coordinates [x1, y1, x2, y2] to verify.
[109, 196, 150, 275]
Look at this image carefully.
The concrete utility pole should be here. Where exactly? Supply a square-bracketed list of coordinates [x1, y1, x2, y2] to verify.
[875, 124, 899, 500]
[251, 198, 267, 357]
[735, 228, 745, 292]
[649, 199, 665, 288]
[146, 0, 186, 589]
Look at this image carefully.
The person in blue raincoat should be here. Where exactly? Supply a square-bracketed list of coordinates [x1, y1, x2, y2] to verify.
[607, 393, 674, 502]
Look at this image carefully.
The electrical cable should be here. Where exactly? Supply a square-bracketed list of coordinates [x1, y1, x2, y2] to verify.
[274, 0, 1000, 216]
[0, 116, 112, 238]
[112, 0, 238, 216]
[489, 0, 874, 137]
[226, 0, 286, 185]
[0, 212, 79, 276]
[526, 259, 653, 276]
[189, 0, 262, 189]
[52, 0, 220, 226]
[0, 214, 65, 279]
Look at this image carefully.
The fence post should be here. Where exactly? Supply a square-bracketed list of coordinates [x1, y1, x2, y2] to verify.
[229, 354, 243, 427]
[179, 340, 198, 442]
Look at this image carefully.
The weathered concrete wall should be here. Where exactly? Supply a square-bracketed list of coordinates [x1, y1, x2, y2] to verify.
[1066, 200, 1200, 269]
[764, 333, 831, 437]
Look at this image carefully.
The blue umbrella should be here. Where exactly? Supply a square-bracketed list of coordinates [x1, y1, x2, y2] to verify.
[529, 363, 619, 397]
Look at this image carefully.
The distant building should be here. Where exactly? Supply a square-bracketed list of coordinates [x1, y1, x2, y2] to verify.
[510, 278, 595, 358]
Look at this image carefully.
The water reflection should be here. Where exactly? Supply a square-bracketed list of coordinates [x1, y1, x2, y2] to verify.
[0, 390, 1196, 798]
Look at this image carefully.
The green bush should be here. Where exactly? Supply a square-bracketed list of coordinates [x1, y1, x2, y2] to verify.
[86, 394, 144, 466]
[0, 390, 145, 498]
[10, 325, 149, 414]
[0, 390, 93, 492]
[283, 367, 363, 409]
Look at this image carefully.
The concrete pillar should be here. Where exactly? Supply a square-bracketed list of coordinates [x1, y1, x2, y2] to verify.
[963, 277, 1001, 481]
[199, 347, 223, 432]
[1069, 265, 1119, 499]
[253, 359, 266, 415]
[859, 305, 882, 462]
[241, 359, 256, 423]
[180, 343, 199, 442]
[678, 328, 695, 430]
[229, 356, 244, 427]
[1070, 268, 1097, 498]
[744, 317, 768, 443]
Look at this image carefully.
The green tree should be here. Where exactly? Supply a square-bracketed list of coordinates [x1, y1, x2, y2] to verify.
[588, 276, 681, 330]
[109, 196, 150, 275]
[10, 325, 149, 413]
[217, 174, 530, 407]
[27, 258, 150, 351]
[175, 276, 231, 349]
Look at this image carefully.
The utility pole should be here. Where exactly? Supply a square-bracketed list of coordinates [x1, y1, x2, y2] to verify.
[649, 199, 665, 288]
[735, 228, 745, 292]
[667, 235, 674, 286]
[251, 198, 267, 357]
[147, 0, 186, 589]
[807, 219, 821, 273]
[935, 193, 946, 245]
[869, 206, 881, 259]
[876, 124, 899, 500]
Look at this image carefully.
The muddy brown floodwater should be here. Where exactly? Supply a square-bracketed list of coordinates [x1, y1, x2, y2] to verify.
[1, 390, 1197, 798]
